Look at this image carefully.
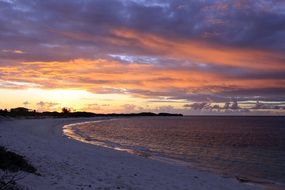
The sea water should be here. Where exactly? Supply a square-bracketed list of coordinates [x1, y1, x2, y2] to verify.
[64, 116, 285, 185]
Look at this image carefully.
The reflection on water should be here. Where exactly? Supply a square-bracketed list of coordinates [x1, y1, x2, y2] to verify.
[64, 116, 285, 185]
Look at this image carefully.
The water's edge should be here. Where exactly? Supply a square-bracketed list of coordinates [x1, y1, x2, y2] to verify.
[62, 118, 283, 190]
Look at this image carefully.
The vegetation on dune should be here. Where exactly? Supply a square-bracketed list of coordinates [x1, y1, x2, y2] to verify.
[0, 146, 37, 190]
[0, 146, 36, 173]
[0, 107, 183, 118]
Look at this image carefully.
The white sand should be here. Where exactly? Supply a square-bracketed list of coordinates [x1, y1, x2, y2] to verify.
[0, 118, 263, 190]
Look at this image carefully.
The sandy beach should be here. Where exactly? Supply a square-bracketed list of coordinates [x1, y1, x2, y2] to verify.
[0, 118, 264, 190]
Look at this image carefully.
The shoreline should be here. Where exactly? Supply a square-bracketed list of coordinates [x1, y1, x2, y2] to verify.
[63, 118, 285, 190]
[0, 118, 267, 190]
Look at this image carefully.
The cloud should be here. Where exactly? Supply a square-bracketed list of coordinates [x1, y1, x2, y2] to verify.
[36, 101, 59, 111]
[120, 104, 185, 114]
[184, 102, 209, 110]
[1, 49, 24, 54]
[251, 100, 285, 110]
[184, 100, 241, 111]
[231, 100, 240, 110]
[183, 99, 285, 115]
[0, 0, 284, 114]
[122, 104, 137, 113]
[0, 79, 41, 89]
[81, 103, 113, 113]
[0, 58, 284, 104]
[223, 102, 230, 109]
[111, 28, 285, 71]
[23, 101, 30, 106]
[0, 0, 284, 62]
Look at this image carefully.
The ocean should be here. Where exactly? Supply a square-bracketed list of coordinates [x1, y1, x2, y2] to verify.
[64, 116, 285, 186]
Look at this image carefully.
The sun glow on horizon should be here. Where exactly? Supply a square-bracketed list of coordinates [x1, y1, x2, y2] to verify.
[0, 88, 153, 113]
[0, 0, 284, 115]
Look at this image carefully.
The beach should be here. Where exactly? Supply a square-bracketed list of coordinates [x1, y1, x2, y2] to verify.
[0, 118, 264, 190]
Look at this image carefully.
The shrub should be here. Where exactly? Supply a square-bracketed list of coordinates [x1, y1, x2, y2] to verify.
[0, 146, 37, 190]
[0, 146, 36, 173]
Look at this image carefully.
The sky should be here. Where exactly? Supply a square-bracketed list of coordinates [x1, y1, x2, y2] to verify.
[0, 0, 285, 115]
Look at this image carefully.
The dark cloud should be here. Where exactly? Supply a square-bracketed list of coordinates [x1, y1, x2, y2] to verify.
[23, 101, 30, 106]
[231, 100, 240, 110]
[251, 100, 285, 110]
[109, 86, 285, 104]
[184, 99, 285, 113]
[0, 0, 284, 63]
[183, 101, 240, 111]
[184, 102, 209, 110]
[0, 0, 284, 112]
[36, 101, 59, 109]
[219, 88, 285, 102]
[223, 102, 230, 109]
[156, 87, 285, 103]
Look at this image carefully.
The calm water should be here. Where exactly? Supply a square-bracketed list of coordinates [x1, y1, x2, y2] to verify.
[64, 116, 285, 185]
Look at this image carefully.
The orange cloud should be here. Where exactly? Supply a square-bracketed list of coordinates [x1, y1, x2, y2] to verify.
[111, 28, 285, 71]
[53, 28, 285, 72]
[0, 59, 284, 100]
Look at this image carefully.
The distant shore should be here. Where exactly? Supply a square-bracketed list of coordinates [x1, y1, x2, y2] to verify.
[0, 117, 264, 190]
[0, 107, 183, 119]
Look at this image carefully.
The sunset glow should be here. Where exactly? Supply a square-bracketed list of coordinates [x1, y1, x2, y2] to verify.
[0, 0, 285, 115]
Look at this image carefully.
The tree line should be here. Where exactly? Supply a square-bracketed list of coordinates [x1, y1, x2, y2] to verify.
[0, 107, 183, 118]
